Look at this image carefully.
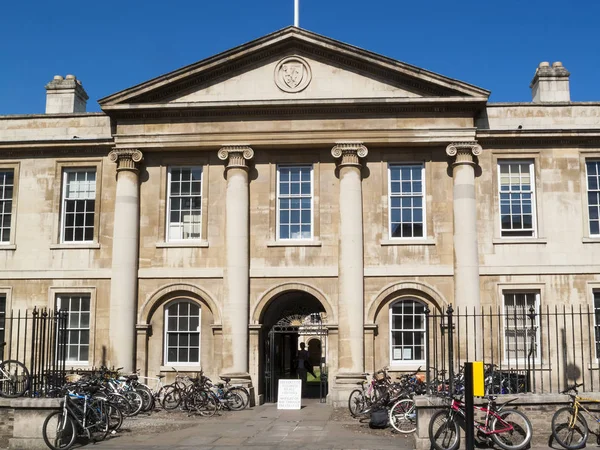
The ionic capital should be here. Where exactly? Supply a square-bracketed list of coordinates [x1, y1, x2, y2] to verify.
[331, 142, 368, 168]
[108, 148, 143, 172]
[218, 145, 254, 171]
[446, 142, 482, 167]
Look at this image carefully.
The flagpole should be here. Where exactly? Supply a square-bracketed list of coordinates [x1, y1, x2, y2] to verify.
[294, 0, 299, 27]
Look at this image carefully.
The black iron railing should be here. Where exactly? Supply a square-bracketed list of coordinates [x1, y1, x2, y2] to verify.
[1, 308, 67, 397]
[425, 304, 600, 394]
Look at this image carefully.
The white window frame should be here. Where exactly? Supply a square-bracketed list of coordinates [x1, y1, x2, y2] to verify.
[60, 168, 96, 244]
[0, 169, 14, 244]
[586, 160, 600, 237]
[166, 166, 203, 242]
[497, 160, 537, 238]
[0, 294, 5, 360]
[502, 291, 541, 364]
[593, 290, 600, 360]
[164, 300, 201, 366]
[56, 294, 91, 365]
[389, 299, 426, 366]
[276, 165, 314, 241]
[388, 163, 426, 240]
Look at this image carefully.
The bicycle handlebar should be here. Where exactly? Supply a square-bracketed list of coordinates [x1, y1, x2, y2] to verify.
[561, 382, 584, 394]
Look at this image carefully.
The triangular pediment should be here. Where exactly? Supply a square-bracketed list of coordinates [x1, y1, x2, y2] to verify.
[99, 27, 489, 109]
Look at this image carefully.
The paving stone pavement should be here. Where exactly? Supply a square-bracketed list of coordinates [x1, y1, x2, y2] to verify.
[93, 399, 415, 449]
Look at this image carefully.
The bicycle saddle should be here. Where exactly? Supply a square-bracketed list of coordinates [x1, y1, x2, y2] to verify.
[220, 376, 231, 383]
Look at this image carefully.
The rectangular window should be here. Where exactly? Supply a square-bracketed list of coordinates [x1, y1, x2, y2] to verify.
[390, 300, 426, 363]
[587, 161, 600, 236]
[61, 169, 96, 243]
[167, 167, 202, 241]
[277, 165, 313, 240]
[389, 164, 424, 239]
[498, 161, 536, 237]
[0, 295, 5, 360]
[56, 294, 90, 364]
[503, 292, 540, 362]
[594, 291, 600, 359]
[0, 170, 14, 244]
[164, 301, 201, 365]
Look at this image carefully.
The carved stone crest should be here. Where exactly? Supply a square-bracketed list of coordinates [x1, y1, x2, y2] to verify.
[275, 56, 312, 93]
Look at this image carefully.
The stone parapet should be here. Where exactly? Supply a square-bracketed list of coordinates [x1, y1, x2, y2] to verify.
[0, 398, 61, 450]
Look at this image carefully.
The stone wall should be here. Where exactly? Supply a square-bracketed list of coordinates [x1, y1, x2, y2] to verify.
[413, 393, 598, 449]
[0, 398, 60, 450]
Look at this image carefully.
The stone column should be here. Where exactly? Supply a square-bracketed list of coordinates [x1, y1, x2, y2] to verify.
[446, 142, 482, 361]
[108, 148, 143, 373]
[218, 145, 254, 377]
[331, 143, 368, 405]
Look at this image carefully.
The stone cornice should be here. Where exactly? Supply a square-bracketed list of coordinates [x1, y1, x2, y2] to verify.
[108, 148, 144, 172]
[102, 97, 486, 121]
[331, 142, 368, 168]
[446, 142, 482, 167]
[218, 145, 254, 171]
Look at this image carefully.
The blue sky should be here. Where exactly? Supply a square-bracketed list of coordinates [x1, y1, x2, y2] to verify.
[1, 0, 599, 115]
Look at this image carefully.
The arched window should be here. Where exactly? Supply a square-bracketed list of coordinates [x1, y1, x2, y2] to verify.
[390, 299, 426, 364]
[164, 300, 201, 365]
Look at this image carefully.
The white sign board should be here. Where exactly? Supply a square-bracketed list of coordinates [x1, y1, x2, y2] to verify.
[277, 379, 302, 410]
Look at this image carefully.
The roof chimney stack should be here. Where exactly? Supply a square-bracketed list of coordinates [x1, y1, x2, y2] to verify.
[530, 62, 570, 103]
[45, 75, 89, 113]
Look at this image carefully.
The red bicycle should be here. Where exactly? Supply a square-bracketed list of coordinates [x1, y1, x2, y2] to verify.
[428, 395, 532, 450]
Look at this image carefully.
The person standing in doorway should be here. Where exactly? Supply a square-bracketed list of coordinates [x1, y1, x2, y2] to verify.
[296, 342, 316, 393]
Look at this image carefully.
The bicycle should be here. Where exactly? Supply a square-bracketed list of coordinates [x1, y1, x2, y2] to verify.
[428, 395, 532, 450]
[42, 386, 110, 450]
[551, 382, 600, 449]
[0, 342, 30, 397]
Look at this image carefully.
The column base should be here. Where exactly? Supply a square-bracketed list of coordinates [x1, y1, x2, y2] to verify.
[329, 372, 368, 407]
[218, 372, 256, 407]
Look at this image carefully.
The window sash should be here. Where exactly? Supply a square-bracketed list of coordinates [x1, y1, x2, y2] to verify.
[277, 165, 313, 240]
[388, 164, 425, 239]
[389, 300, 426, 363]
[594, 291, 600, 359]
[61, 169, 96, 243]
[164, 301, 201, 365]
[166, 167, 202, 241]
[0, 170, 13, 244]
[498, 161, 536, 237]
[56, 295, 91, 364]
[586, 161, 600, 236]
[502, 292, 540, 363]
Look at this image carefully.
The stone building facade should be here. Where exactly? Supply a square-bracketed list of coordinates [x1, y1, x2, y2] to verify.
[1, 27, 599, 404]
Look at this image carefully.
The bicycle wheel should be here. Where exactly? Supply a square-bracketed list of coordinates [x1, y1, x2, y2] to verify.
[491, 408, 532, 450]
[135, 386, 153, 412]
[429, 408, 460, 450]
[106, 403, 123, 432]
[87, 399, 110, 442]
[551, 407, 588, 450]
[106, 393, 133, 417]
[0, 359, 30, 398]
[161, 385, 182, 410]
[224, 390, 245, 411]
[389, 398, 417, 433]
[123, 390, 143, 416]
[348, 389, 366, 417]
[229, 387, 250, 409]
[42, 410, 76, 450]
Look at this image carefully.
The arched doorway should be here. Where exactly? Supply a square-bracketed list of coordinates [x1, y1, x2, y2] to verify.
[261, 291, 328, 403]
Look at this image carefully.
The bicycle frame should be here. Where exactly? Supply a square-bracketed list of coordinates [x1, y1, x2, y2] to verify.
[448, 397, 516, 436]
[569, 395, 600, 427]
